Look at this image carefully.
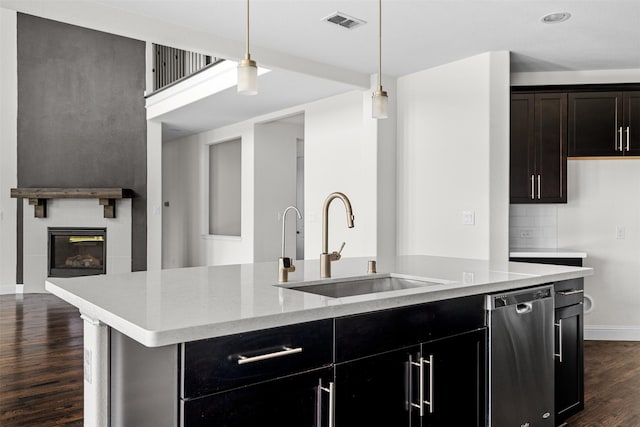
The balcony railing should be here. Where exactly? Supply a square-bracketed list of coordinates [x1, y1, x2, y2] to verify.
[152, 44, 223, 92]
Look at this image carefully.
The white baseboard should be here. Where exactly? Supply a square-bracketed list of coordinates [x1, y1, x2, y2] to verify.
[0, 284, 22, 295]
[585, 325, 640, 341]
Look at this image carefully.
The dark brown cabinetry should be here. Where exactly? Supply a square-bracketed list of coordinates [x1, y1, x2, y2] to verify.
[180, 319, 334, 427]
[554, 277, 585, 424]
[334, 295, 486, 427]
[510, 93, 567, 203]
[568, 91, 640, 156]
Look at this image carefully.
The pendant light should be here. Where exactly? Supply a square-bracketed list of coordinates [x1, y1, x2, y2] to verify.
[372, 0, 388, 119]
[238, 0, 258, 95]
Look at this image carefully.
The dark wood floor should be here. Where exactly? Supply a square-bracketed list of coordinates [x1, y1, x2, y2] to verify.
[0, 293, 83, 426]
[1, 294, 640, 426]
[565, 340, 640, 426]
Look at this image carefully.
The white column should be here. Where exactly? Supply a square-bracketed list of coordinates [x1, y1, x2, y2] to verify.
[81, 314, 110, 427]
[0, 9, 18, 291]
[147, 120, 163, 270]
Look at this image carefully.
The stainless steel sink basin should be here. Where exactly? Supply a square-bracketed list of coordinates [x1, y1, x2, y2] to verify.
[287, 276, 442, 298]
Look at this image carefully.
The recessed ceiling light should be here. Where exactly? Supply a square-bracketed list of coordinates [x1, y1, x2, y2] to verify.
[541, 12, 571, 24]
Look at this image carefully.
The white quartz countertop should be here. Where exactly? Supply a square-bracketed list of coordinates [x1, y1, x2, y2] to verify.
[510, 248, 588, 259]
[45, 255, 592, 347]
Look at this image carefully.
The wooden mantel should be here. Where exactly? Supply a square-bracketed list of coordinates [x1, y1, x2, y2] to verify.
[10, 188, 134, 219]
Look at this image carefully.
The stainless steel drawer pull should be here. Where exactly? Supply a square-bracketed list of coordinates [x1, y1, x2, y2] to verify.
[531, 175, 535, 199]
[237, 346, 302, 365]
[554, 320, 563, 363]
[537, 175, 541, 199]
[556, 289, 584, 296]
[409, 356, 423, 416]
[424, 354, 434, 414]
[317, 379, 334, 427]
[619, 126, 624, 151]
[626, 126, 630, 151]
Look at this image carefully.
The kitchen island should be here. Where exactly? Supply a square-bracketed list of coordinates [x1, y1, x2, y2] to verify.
[46, 255, 592, 427]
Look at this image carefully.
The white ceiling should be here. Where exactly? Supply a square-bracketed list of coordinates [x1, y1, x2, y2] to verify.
[7, 0, 639, 139]
[94, 0, 640, 75]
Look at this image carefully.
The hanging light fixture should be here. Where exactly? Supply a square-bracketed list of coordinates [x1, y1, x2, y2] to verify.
[238, 0, 258, 95]
[372, 0, 388, 119]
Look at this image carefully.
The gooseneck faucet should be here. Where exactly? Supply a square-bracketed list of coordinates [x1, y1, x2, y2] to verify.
[279, 206, 302, 282]
[320, 192, 355, 278]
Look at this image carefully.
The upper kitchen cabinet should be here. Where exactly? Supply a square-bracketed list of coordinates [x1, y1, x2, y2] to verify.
[568, 91, 640, 157]
[510, 92, 567, 203]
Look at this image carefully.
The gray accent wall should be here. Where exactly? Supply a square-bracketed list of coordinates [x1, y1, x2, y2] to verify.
[17, 14, 147, 272]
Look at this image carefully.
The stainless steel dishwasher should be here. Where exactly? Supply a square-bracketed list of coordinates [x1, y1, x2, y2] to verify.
[487, 285, 555, 427]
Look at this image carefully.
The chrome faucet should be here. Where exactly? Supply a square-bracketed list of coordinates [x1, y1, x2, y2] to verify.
[320, 192, 355, 278]
[279, 206, 302, 282]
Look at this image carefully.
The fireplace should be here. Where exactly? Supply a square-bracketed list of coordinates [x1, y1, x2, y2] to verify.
[48, 228, 107, 277]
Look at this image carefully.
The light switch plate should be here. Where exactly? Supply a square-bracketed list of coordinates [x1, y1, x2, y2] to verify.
[462, 211, 475, 225]
[616, 226, 626, 240]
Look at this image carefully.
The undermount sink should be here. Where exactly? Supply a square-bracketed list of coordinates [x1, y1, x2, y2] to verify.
[286, 276, 443, 298]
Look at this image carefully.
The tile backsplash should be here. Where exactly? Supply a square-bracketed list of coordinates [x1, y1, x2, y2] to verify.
[509, 205, 559, 249]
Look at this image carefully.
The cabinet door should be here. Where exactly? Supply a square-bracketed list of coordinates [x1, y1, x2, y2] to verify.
[181, 367, 333, 427]
[555, 304, 584, 424]
[334, 346, 417, 427]
[568, 92, 624, 156]
[419, 329, 487, 427]
[510, 94, 536, 203]
[623, 91, 640, 155]
[535, 93, 567, 202]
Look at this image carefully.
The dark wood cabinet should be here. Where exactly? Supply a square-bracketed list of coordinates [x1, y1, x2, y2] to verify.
[335, 346, 417, 427]
[182, 367, 333, 427]
[568, 91, 640, 156]
[416, 329, 486, 427]
[334, 296, 486, 427]
[555, 303, 584, 423]
[180, 296, 487, 427]
[624, 91, 640, 155]
[510, 93, 567, 203]
[335, 330, 486, 427]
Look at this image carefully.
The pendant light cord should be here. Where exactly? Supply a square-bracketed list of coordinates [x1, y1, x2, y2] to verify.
[245, 0, 250, 60]
[377, 0, 382, 90]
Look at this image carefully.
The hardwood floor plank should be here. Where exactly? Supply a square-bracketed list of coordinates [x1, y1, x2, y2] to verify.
[565, 340, 640, 426]
[0, 294, 83, 426]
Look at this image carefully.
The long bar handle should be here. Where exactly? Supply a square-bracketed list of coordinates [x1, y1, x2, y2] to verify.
[237, 346, 302, 365]
[626, 126, 630, 151]
[554, 320, 563, 363]
[531, 175, 535, 200]
[537, 175, 541, 200]
[424, 355, 434, 414]
[619, 126, 624, 151]
[318, 380, 335, 427]
[556, 289, 584, 296]
[410, 356, 423, 416]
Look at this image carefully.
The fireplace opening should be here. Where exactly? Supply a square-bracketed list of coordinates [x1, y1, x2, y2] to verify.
[48, 228, 107, 277]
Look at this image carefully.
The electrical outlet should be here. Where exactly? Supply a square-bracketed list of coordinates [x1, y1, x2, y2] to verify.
[616, 226, 626, 240]
[519, 229, 533, 238]
[462, 211, 475, 225]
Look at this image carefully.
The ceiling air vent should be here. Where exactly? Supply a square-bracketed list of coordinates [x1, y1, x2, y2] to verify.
[323, 12, 366, 29]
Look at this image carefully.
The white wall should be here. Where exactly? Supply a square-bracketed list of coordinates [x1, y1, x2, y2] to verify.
[304, 91, 378, 261]
[511, 69, 640, 340]
[162, 132, 203, 268]
[253, 121, 301, 263]
[162, 88, 383, 268]
[147, 120, 163, 271]
[0, 8, 17, 292]
[163, 123, 255, 267]
[396, 52, 510, 260]
[559, 160, 640, 337]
